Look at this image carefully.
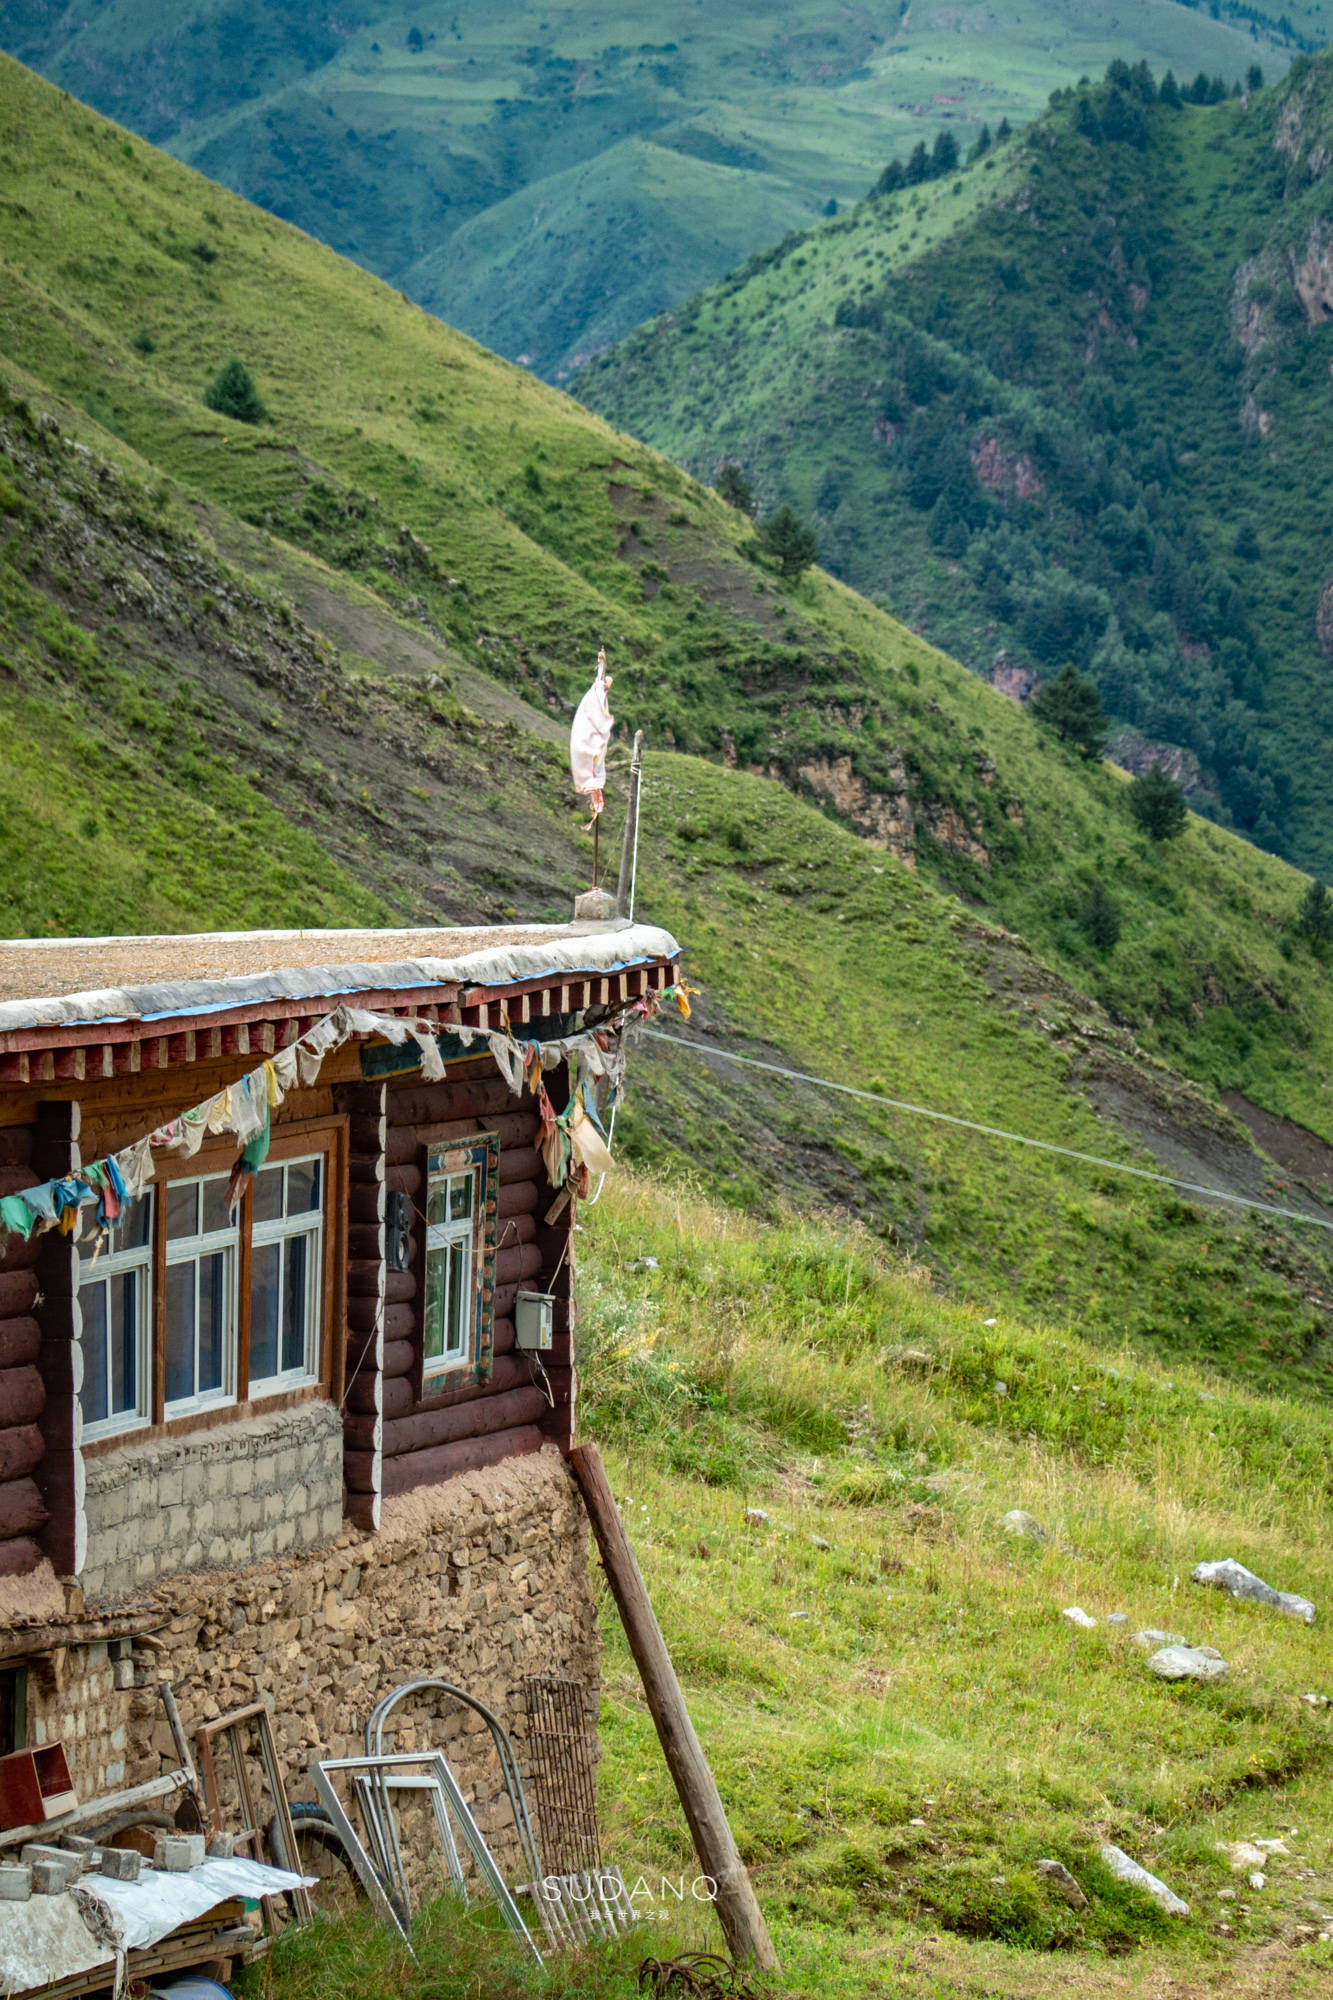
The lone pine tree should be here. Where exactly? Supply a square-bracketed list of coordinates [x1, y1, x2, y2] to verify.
[1129, 763, 1189, 842]
[759, 504, 818, 579]
[204, 358, 267, 424]
[1030, 664, 1107, 760]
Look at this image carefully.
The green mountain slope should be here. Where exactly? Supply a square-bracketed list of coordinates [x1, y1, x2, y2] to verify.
[0, 1, 1322, 378]
[2, 49, 1333, 1408]
[577, 53, 1333, 880]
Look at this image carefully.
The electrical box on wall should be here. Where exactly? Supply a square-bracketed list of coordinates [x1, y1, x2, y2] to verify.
[515, 1291, 555, 1351]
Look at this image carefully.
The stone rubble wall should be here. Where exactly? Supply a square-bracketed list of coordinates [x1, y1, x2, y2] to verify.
[26, 1447, 598, 1876]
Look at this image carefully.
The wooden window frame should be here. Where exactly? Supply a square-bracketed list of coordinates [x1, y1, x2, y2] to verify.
[412, 1132, 498, 1403]
[82, 1115, 347, 1458]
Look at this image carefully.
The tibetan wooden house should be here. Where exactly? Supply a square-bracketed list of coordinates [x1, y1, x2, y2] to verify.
[0, 918, 679, 1821]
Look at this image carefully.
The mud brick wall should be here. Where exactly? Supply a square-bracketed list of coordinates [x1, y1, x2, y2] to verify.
[79, 1402, 344, 1604]
[23, 1448, 598, 1877]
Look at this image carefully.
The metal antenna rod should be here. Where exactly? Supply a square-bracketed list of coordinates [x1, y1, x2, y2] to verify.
[616, 731, 644, 918]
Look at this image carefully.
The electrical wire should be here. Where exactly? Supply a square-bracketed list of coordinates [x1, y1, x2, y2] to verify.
[637, 1026, 1333, 1236]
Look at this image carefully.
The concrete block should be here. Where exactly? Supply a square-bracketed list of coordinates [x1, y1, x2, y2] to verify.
[0, 1864, 32, 1901]
[97, 1846, 141, 1882]
[31, 1858, 74, 1895]
[154, 1833, 206, 1872]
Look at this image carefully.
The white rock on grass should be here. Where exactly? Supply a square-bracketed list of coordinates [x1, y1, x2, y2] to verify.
[1002, 1510, 1046, 1540]
[1062, 1606, 1097, 1629]
[1100, 1843, 1190, 1916]
[1133, 1628, 1188, 1648]
[1218, 1840, 1269, 1872]
[1192, 1558, 1315, 1623]
[1150, 1644, 1228, 1683]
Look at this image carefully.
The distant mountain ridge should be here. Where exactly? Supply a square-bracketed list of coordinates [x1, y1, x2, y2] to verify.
[576, 48, 1333, 878]
[0, 0, 1323, 379]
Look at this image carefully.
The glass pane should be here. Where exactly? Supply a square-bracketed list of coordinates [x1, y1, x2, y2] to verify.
[449, 1174, 472, 1223]
[79, 1282, 109, 1426]
[288, 1158, 320, 1215]
[111, 1271, 137, 1417]
[447, 1240, 469, 1357]
[201, 1179, 232, 1236]
[250, 1242, 281, 1382]
[423, 1249, 446, 1361]
[252, 1165, 283, 1227]
[199, 1253, 227, 1394]
[283, 1235, 308, 1373]
[426, 1182, 448, 1227]
[166, 1183, 198, 1241]
[165, 1263, 195, 1403]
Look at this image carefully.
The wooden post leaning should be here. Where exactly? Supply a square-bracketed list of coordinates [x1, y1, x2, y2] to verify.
[569, 1442, 778, 1972]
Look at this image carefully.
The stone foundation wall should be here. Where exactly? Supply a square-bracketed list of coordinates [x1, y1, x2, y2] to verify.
[25, 1446, 597, 1874]
[80, 1401, 344, 1602]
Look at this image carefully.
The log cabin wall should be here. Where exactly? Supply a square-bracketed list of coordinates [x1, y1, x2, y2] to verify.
[0, 1118, 45, 1580]
[341, 1054, 575, 1503]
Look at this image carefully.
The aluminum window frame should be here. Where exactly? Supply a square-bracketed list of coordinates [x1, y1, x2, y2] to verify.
[76, 1197, 154, 1441]
[248, 1152, 325, 1396]
[163, 1171, 239, 1420]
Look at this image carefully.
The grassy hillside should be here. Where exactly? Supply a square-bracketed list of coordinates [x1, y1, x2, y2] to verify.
[244, 1171, 1333, 1997]
[577, 53, 1333, 880]
[0, 1, 1321, 379]
[2, 46, 1333, 1403]
[3, 50, 1333, 1998]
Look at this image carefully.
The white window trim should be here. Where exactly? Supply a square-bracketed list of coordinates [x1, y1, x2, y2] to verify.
[78, 1205, 153, 1442]
[164, 1174, 238, 1419]
[249, 1154, 324, 1395]
[423, 1166, 479, 1379]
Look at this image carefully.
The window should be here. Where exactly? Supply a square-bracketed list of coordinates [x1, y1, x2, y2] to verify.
[77, 1127, 341, 1444]
[78, 1199, 153, 1439]
[421, 1134, 498, 1385]
[165, 1174, 237, 1414]
[424, 1167, 474, 1375]
[250, 1156, 323, 1391]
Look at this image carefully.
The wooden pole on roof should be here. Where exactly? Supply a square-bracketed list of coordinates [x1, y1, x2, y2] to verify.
[616, 731, 645, 919]
[569, 1442, 779, 1972]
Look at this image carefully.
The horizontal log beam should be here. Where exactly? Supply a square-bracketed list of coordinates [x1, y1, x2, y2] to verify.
[0, 1425, 44, 1484]
[0, 1365, 44, 1427]
[378, 1421, 545, 1497]
[0, 1271, 38, 1319]
[496, 1212, 536, 1251]
[0, 1319, 39, 1370]
[0, 1536, 41, 1577]
[496, 1242, 542, 1288]
[388, 1077, 518, 1128]
[497, 1179, 539, 1220]
[382, 1338, 414, 1380]
[378, 1381, 547, 1460]
[498, 1148, 542, 1187]
[0, 1477, 48, 1539]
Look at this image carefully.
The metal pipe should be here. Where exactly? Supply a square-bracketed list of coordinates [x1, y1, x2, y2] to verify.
[616, 733, 645, 918]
